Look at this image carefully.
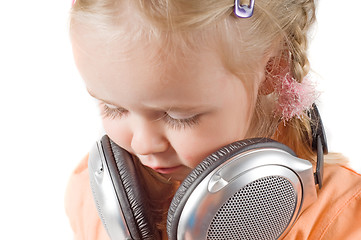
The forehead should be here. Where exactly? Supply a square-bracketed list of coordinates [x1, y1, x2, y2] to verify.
[71, 22, 236, 108]
[71, 19, 218, 72]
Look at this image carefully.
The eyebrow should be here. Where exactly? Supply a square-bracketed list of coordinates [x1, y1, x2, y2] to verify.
[87, 88, 120, 106]
[86, 88, 207, 112]
[87, 88, 98, 99]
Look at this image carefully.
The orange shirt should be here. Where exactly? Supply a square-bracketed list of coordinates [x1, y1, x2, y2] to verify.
[65, 155, 361, 240]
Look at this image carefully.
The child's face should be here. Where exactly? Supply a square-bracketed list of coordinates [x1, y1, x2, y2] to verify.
[72, 27, 262, 181]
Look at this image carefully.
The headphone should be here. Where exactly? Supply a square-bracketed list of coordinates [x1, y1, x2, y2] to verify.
[88, 105, 327, 240]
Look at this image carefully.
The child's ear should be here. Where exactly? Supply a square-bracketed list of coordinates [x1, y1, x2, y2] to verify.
[259, 47, 290, 96]
[259, 73, 275, 95]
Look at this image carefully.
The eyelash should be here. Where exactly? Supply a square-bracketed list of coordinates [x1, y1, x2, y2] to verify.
[100, 103, 128, 119]
[99, 103, 199, 129]
[163, 114, 200, 130]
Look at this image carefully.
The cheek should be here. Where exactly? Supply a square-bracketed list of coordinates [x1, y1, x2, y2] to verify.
[170, 127, 240, 169]
[102, 119, 133, 151]
[176, 142, 212, 168]
[171, 110, 253, 168]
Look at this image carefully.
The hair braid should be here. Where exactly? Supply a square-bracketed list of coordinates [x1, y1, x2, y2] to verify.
[288, 0, 316, 82]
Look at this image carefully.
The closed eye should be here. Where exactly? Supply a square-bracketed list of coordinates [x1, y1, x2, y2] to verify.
[99, 101, 201, 129]
[163, 113, 200, 130]
[99, 102, 128, 119]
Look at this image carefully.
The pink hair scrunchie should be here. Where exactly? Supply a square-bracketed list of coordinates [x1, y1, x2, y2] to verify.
[275, 73, 319, 121]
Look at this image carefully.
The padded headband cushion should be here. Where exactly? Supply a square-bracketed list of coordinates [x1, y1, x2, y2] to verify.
[166, 138, 296, 239]
[101, 135, 157, 240]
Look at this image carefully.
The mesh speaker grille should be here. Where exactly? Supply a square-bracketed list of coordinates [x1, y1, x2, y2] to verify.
[206, 176, 297, 240]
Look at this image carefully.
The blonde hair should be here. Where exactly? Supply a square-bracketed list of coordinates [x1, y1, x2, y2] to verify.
[70, 0, 317, 150]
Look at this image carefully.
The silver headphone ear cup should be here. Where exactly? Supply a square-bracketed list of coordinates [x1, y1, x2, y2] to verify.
[166, 138, 296, 240]
[89, 135, 158, 240]
[107, 138, 158, 240]
[205, 172, 301, 240]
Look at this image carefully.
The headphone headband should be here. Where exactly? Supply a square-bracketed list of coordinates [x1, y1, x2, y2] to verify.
[309, 104, 327, 189]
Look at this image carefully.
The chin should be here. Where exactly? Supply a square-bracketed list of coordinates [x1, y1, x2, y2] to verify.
[161, 169, 192, 182]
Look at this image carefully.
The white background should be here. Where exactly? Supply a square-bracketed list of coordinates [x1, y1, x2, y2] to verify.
[0, 1, 360, 239]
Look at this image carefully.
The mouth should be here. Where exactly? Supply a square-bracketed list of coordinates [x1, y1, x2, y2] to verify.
[151, 165, 182, 174]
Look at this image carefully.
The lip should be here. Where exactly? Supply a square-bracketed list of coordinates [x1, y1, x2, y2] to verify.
[152, 165, 182, 174]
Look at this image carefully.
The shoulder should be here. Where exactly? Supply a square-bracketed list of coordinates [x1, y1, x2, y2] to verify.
[65, 155, 110, 240]
[285, 164, 361, 240]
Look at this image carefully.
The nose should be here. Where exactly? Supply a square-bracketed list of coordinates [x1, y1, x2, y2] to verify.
[130, 120, 169, 156]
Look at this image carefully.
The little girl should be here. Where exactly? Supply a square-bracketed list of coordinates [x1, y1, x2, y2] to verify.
[65, 0, 361, 239]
